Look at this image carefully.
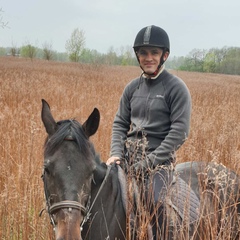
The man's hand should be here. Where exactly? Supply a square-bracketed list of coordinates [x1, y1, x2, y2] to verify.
[106, 156, 121, 165]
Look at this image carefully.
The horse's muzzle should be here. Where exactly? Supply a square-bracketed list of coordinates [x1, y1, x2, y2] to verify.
[54, 208, 82, 240]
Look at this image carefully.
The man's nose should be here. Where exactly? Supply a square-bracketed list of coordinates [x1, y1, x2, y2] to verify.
[145, 52, 153, 59]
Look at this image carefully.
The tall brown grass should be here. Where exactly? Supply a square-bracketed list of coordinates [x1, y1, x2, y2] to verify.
[0, 57, 239, 239]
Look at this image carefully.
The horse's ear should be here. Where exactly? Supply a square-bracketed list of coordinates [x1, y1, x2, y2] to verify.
[41, 99, 57, 135]
[82, 108, 100, 137]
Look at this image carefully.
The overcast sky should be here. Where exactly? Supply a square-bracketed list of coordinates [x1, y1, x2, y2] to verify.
[1, 0, 240, 57]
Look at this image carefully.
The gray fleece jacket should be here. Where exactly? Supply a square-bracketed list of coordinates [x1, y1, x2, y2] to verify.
[110, 69, 191, 166]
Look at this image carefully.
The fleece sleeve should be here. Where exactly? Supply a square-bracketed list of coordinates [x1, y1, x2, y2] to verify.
[148, 79, 192, 166]
[110, 85, 132, 158]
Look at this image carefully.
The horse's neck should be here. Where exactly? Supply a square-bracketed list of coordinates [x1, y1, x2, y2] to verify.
[92, 163, 107, 184]
[85, 165, 126, 239]
[92, 164, 121, 202]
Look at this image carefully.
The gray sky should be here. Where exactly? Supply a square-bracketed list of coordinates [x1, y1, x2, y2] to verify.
[1, 0, 240, 57]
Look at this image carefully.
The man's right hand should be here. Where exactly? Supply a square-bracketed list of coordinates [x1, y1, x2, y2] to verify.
[106, 156, 121, 165]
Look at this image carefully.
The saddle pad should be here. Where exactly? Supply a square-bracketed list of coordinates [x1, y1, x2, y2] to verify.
[167, 177, 200, 224]
[117, 166, 128, 212]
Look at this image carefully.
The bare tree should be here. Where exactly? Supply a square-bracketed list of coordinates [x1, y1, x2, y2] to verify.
[10, 47, 19, 57]
[0, 8, 8, 28]
[65, 28, 85, 62]
[10, 42, 20, 57]
[42, 42, 54, 61]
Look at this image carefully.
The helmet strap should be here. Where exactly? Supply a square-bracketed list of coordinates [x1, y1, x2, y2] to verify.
[160, 48, 167, 66]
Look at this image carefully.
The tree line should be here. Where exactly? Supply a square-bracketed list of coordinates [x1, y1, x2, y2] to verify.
[167, 47, 240, 75]
[0, 44, 138, 66]
[1, 27, 240, 75]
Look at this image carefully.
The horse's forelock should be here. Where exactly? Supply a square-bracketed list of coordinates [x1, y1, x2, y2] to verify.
[44, 119, 96, 168]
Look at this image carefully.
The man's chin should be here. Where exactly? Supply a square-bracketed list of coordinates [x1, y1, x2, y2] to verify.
[142, 66, 156, 74]
[144, 70, 155, 76]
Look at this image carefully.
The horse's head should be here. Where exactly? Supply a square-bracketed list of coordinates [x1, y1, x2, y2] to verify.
[41, 99, 100, 240]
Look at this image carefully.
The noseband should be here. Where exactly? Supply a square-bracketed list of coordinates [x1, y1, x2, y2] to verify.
[49, 200, 86, 214]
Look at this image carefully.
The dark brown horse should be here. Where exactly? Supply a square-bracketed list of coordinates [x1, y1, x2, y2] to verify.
[41, 99, 240, 240]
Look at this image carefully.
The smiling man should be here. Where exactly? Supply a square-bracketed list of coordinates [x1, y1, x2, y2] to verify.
[107, 25, 191, 168]
[107, 25, 192, 238]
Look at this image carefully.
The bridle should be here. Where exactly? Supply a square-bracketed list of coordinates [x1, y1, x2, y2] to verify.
[40, 163, 111, 232]
[40, 129, 112, 233]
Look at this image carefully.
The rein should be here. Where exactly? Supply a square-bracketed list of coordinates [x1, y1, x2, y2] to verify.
[80, 165, 111, 230]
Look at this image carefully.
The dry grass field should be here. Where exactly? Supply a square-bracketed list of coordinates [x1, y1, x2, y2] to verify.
[0, 57, 240, 239]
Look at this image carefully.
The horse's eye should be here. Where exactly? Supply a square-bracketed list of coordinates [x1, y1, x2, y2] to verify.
[44, 167, 50, 175]
[44, 159, 52, 175]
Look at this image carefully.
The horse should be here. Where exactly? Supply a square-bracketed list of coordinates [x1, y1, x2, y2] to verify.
[41, 99, 240, 240]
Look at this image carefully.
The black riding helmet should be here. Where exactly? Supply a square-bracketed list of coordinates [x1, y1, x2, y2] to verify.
[133, 25, 170, 76]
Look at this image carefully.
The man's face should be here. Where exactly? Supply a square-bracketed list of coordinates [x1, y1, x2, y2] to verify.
[137, 47, 168, 75]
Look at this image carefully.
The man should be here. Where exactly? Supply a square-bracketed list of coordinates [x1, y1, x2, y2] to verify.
[107, 25, 192, 237]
